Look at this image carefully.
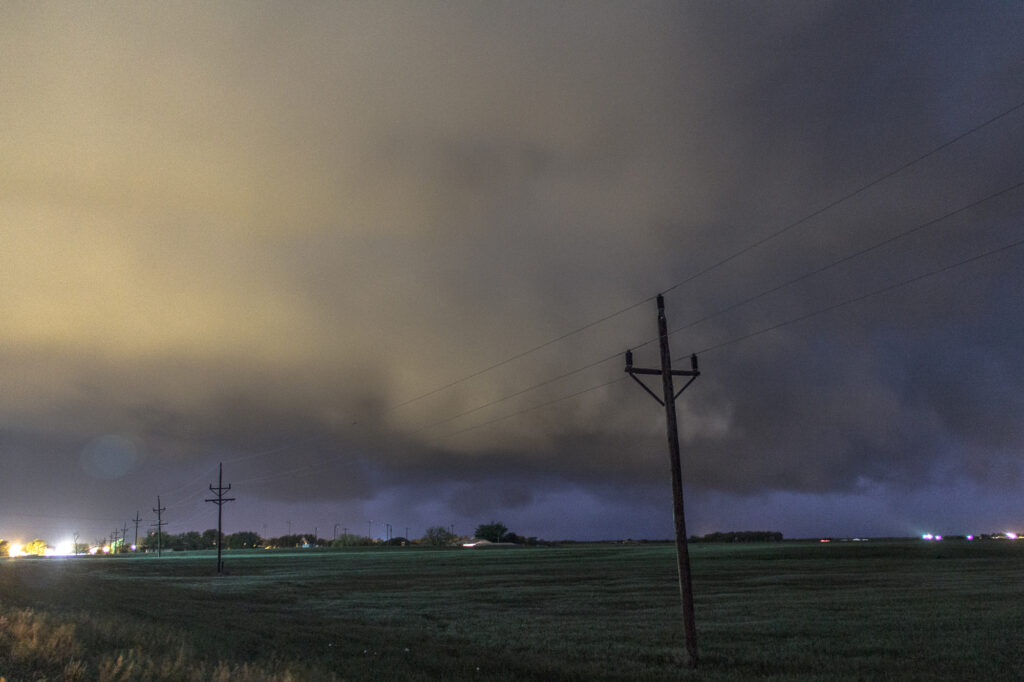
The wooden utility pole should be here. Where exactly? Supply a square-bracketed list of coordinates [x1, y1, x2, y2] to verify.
[625, 293, 701, 668]
[131, 511, 142, 551]
[152, 496, 167, 556]
[205, 462, 235, 574]
[120, 522, 129, 553]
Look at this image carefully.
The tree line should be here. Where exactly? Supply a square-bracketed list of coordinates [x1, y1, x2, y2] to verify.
[2, 520, 536, 556]
[689, 531, 784, 543]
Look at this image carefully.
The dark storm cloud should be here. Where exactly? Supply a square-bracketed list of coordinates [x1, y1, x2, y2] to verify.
[2, 2, 1023, 539]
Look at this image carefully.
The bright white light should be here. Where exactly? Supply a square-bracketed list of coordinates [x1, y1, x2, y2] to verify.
[88, 546, 99, 555]
[48, 540, 75, 556]
[8, 542, 25, 557]
[935, 535, 943, 541]
[921, 534, 934, 541]
[967, 535, 974, 541]
[1007, 532, 1018, 540]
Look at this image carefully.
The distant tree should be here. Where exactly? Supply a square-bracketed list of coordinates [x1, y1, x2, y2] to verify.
[266, 534, 308, 548]
[227, 531, 262, 549]
[24, 539, 47, 556]
[201, 529, 220, 548]
[141, 532, 170, 552]
[474, 522, 509, 543]
[423, 526, 455, 546]
[182, 531, 203, 550]
[330, 534, 373, 548]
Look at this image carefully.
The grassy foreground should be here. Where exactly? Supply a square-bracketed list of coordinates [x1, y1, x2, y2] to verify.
[1, 540, 1022, 680]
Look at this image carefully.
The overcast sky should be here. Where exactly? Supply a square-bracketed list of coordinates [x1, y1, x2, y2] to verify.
[2, 2, 1023, 544]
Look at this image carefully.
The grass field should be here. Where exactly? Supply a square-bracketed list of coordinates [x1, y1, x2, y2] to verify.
[1, 540, 1023, 680]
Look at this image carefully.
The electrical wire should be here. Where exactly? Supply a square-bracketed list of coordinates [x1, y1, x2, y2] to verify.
[112, 99, 1024, 503]
[661, 179, 1024, 343]
[688, 232, 1024, 359]
[410, 179, 1024, 439]
[432, 232, 1024, 443]
[387, 96, 1024, 414]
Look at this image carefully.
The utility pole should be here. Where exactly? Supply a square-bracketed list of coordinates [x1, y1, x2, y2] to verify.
[368, 520, 373, 540]
[625, 293, 701, 668]
[205, 462, 236, 574]
[342, 527, 348, 545]
[152, 496, 167, 557]
[333, 523, 339, 541]
[131, 511, 142, 551]
[121, 521, 129, 553]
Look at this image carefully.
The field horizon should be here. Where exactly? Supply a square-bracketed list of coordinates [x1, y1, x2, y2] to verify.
[2, 540, 1023, 680]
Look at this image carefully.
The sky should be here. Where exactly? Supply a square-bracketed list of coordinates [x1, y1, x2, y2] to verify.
[2, 2, 1023, 545]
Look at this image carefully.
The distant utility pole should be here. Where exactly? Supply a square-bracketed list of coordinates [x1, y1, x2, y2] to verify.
[287, 520, 292, 536]
[368, 520, 373, 539]
[152, 496, 167, 557]
[132, 511, 142, 551]
[333, 523, 340, 541]
[205, 462, 236, 574]
[625, 293, 701, 669]
[121, 522, 129, 553]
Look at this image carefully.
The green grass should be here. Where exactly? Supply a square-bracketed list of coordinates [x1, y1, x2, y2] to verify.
[1, 541, 1023, 680]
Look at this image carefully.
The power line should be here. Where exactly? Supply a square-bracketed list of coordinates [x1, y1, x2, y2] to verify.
[130, 99, 1024, 493]
[660, 179, 1024, 344]
[386, 96, 1024, 415]
[661, 99, 1024, 299]
[689, 231, 1024, 359]
[134, 100, 1024, 494]
[389, 297, 654, 411]
[409, 353, 622, 435]
[433, 232, 1024, 443]
[153, 197, 1024, 493]
[413, 180, 1024, 439]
